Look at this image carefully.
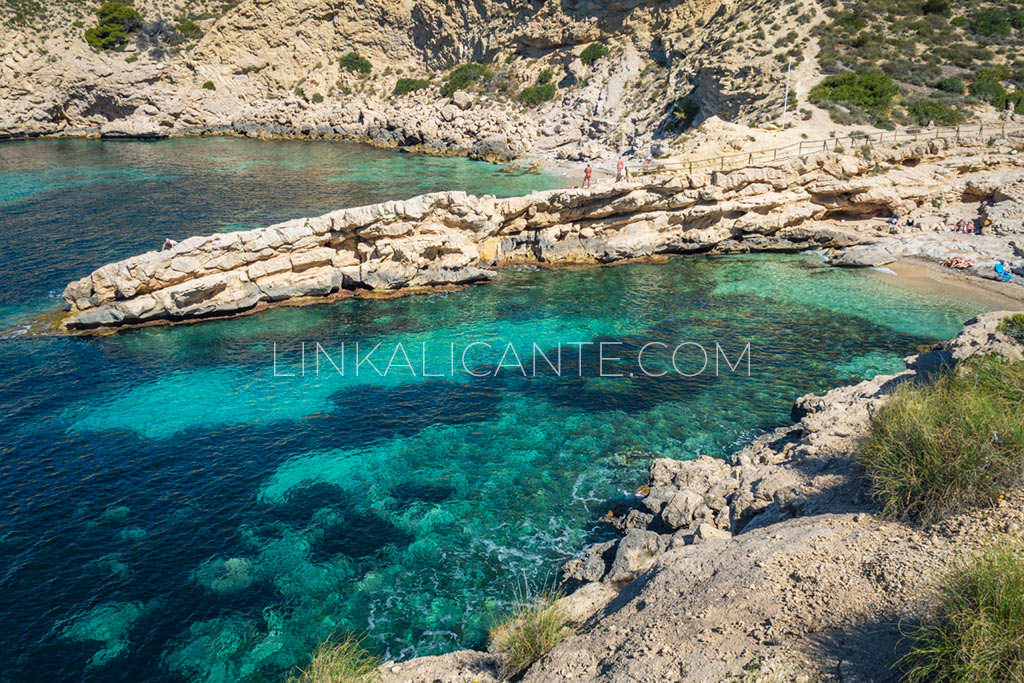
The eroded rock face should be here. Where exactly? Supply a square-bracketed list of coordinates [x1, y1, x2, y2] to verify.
[0, 0, 822, 159]
[58, 139, 1024, 331]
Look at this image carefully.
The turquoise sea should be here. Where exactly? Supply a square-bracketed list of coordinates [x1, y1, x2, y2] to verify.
[0, 138, 1001, 682]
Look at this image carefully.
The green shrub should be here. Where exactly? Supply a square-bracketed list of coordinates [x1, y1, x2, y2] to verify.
[671, 97, 701, 127]
[902, 541, 1024, 682]
[969, 8, 1011, 37]
[904, 96, 964, 125]
[935, 76, 965, 94]
[537, 68, 554, 85]
[339, 51, 372, 75]
[920, 0, 949, 15]
[971, 68, 1010, 107]
[950, 15, 967, 27]
[201, 80, 215, 90]
[809, 71, 899, 113]
[174, 18, 201, 40]
[489, 591, 575, 679]
[997, 314, 1024, 345]
[84, 1, 142, 50]
[311, 92, 323, 103]
[288, 634, 380, 683]
[440, 63, 493, 97]
[294, 86, 304, 98]
[393, 77, 430, 95]
[579, 41, 610, 65]
[519, 82, 556, 105]
[858, 354, 1024, 523]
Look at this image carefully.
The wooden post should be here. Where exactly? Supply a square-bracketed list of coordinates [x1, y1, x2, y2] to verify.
[689, 160, 693, 174]
[773, 148, 778, 161]
[721, 156, 725, 170]
[748, 152, 753, 164]
[798, 141, 803, 156]
[980, 123, 984, 137]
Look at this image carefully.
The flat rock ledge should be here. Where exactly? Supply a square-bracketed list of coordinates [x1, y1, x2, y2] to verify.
[380, 311, 1023, 682]
[59, 137, 1024, 331]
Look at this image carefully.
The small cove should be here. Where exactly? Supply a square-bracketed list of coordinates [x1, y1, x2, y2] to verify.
[0, 138, 1005, 682]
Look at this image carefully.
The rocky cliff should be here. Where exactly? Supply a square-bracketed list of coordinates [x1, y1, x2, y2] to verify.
[0, 0, 818, 159]
[59, 136, 1024, 331]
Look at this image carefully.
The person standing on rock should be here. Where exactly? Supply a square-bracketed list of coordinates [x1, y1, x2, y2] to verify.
[583, 163, 593, 189]
[616, 158, 626, 182]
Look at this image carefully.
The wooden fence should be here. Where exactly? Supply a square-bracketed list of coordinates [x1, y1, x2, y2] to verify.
[643, 121, 1024, 176]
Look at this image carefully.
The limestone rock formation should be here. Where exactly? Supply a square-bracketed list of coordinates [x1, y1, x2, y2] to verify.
[58, 137, 1024, 331]
[0, 0, 820, 159]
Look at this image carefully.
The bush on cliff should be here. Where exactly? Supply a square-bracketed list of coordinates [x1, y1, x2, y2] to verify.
[519, 70, 556, 106]
[84, 1, 143, 50]
[998, 314, 1024, 345]
[903, 96, 964, 126]
[579, 41, 610, 65]
[490, 591, 575, 678]
[809, 71, 898, 113]
[441, 63, 493, 97]
[858, 353, 1024, 523]
[902, 540, 1024, 682]
[339, 51, 372, 75]
[393, 77, 430, 96]
[287, 634, 380, 683]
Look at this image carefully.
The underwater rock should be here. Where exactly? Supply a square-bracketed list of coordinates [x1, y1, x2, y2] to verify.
[57, 600, 153, 668]
[195, 556, 255, 593]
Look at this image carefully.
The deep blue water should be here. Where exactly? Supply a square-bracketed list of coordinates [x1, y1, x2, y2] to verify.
[0, 139, 1001, 682]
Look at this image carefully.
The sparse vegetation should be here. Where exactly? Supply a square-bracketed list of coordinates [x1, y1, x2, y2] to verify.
[998, 314, 1024, 344]
[84, 1, 142, 51]
[201, 80, 215, 90]
[288, 634, 380, 683]
[670, 97, 701, 129]
[339, 51, 372, 75]
[811, 0, 1024, 123]
[393, 77, 430, 96]
[902, 540, 1024, 682]
[579, 41, 610, 65]
[311, 92, 323, 103]
[440, 62, 493, 97]
[490, 591, 576, 679]
[174, 18, 200, 40]
[858, 353, 1024, 524]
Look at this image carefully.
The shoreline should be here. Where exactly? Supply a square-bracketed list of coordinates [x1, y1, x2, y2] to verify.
[383, 310, 1024, 681]
[868, 257, 1024, 307]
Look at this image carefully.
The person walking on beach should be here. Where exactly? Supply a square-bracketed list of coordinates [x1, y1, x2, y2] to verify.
[583, 163, 593, 189]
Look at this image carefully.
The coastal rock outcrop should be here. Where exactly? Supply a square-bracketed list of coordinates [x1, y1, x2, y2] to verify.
[563, 311, 1024, 588]
[59, 138, 1024, 331]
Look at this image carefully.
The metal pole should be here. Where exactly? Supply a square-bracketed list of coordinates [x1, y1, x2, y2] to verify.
[781, 57, 792, 130]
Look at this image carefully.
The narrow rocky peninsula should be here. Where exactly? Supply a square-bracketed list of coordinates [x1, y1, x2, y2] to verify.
[61, 136, 1024, 331]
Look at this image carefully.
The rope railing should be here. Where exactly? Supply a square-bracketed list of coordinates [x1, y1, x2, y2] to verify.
[642, 121, 1024, 177]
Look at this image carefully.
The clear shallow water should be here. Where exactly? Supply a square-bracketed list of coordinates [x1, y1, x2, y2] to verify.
[0, 139, 1002, 683]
